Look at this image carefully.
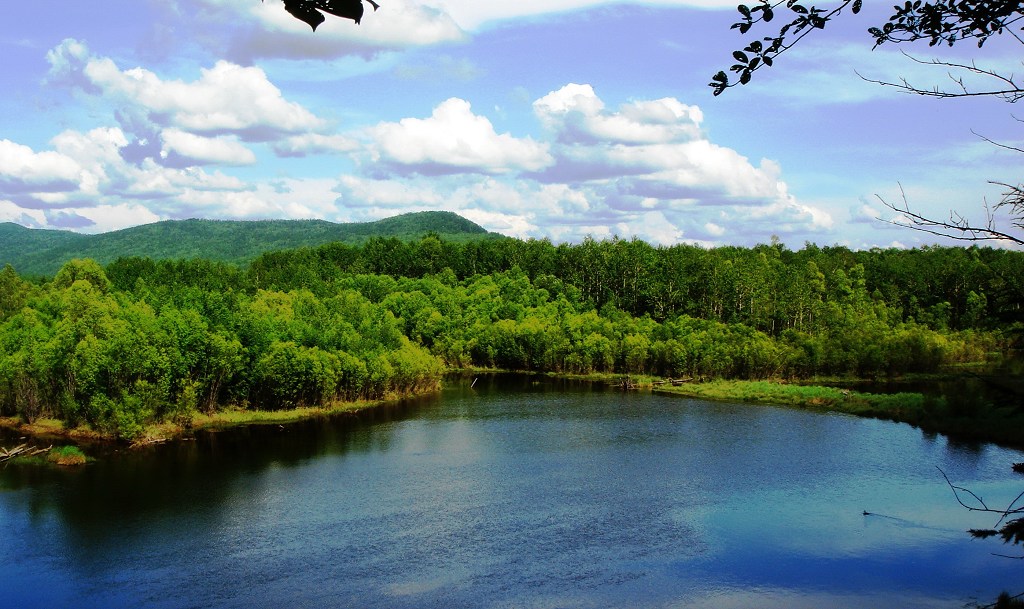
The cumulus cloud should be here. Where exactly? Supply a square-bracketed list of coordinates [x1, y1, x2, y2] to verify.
[534, 83, 703, 145]
[0, 139, 83, 194]
[40, 39, 360, 171]
[52, 44, 327, 139]
[334, 83, 833, 244]
[160, 130, 257, 166]
[365, 97, 553, 175]
[44, 39, 343, 171]
[0, 201, 45, 228]
[0, 118, 289, 229]
[15, 37, 834, 247]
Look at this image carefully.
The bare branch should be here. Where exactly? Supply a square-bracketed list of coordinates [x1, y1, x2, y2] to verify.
[876, 184, 1024, 246]
[857, 52, 1024, 101]
[940, 467, 1024, 559]
[972, 129, 1024, 154]
[939, 466, 994, 513]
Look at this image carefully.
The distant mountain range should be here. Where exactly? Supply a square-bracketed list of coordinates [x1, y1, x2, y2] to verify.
[0, 211, 494, 276]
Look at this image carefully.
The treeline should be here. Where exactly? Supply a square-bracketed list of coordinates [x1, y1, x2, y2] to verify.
[0, 261, 441, 440]
[0, 236, 1019, 440]
[229, 236, 1022, 332]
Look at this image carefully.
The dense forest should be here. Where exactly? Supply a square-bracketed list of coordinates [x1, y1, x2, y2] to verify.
[1, 233, 1021, 440]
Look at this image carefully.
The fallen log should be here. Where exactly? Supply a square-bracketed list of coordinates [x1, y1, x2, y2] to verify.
[0, 443, 51, 463]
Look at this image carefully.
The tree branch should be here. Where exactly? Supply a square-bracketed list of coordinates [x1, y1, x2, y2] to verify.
[876, 184, 1024, 246]
[856, 52, 1024, 101]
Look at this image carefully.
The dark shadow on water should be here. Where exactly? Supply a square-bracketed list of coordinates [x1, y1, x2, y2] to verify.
[0, 393, 438, 534]
[0, 373, 608, 536]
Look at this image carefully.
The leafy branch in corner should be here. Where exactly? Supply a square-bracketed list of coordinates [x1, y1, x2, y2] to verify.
[710, 0, 863, 95]
[712, 0, 1024, 95]
[711, 1, 1024, 244]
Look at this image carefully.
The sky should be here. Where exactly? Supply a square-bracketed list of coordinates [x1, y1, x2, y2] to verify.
[0, 0, 1021, 249]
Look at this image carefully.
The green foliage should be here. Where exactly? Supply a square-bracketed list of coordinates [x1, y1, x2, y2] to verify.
[0, 234, 1019, 440]
[52, 259, 112, 293]
[46, 445, 87, 466]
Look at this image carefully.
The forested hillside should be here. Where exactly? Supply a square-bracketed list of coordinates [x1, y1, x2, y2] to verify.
[0, 211, 492, 276]
[0, 235, 1020, 440]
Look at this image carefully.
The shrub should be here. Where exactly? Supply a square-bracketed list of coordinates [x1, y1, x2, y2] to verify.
[47, 445, 87, 466]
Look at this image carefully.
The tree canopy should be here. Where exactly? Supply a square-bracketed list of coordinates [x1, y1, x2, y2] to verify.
[3, 236, 1022, 441]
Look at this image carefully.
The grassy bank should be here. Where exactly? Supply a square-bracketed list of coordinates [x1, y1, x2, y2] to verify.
[0, 387, 440, 447]
[654, 379, 1024, 448]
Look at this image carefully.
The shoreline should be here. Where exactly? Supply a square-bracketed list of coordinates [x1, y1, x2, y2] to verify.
[651, 378, 1024, 449]
[3, 372, 1022, 452]
[0, 387, 441, 449]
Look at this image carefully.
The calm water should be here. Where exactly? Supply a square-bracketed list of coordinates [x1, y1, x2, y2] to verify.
[2, 375, 1023, 609]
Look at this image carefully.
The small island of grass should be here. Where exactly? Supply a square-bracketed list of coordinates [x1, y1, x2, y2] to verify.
[46, 445, 88, 466]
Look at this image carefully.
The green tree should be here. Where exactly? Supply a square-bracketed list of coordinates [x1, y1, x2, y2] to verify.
[53, 259, 112, 293]
[0, 265, 28, 320]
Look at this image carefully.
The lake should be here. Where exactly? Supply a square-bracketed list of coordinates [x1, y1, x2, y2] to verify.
[2, 375, 1023, 609]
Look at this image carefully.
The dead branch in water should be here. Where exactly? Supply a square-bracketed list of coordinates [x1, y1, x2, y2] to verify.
[0, 443, 51, 463]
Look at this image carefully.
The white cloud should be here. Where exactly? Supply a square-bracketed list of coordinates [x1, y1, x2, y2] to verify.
[328, 83, 836, 244]
[71, 204, 163, 234]
[458, 208, 537, 239]
[366, 97, 553, 174]
[15, 33, 841, 245]
[704, 222, 725, 236]
[534, 83, 703, 145]
[0, 201, 44, 227]
[37, 39, 359, 187]
[71, 52, 326, 138]
[46, 39, 340, 170]
[0, 139, 82, 193]
[160, 129, 257, 166]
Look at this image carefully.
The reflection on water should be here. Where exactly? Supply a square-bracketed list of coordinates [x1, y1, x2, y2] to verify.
[2, 374, 1023, 609]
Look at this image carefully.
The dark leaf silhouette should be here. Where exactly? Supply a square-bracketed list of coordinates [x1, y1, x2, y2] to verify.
[1001, 518, 1024, 545]
[970, 528, 1001, 539]
[267, 0, 381, 31]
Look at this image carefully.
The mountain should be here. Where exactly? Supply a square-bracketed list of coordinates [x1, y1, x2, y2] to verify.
[0, 211, 494, 276]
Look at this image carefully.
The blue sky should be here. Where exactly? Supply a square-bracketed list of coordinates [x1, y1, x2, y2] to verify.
[1, 0, 1020, 248]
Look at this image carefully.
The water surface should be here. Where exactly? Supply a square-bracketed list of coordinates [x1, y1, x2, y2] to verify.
[2, 375, 1022, 608]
